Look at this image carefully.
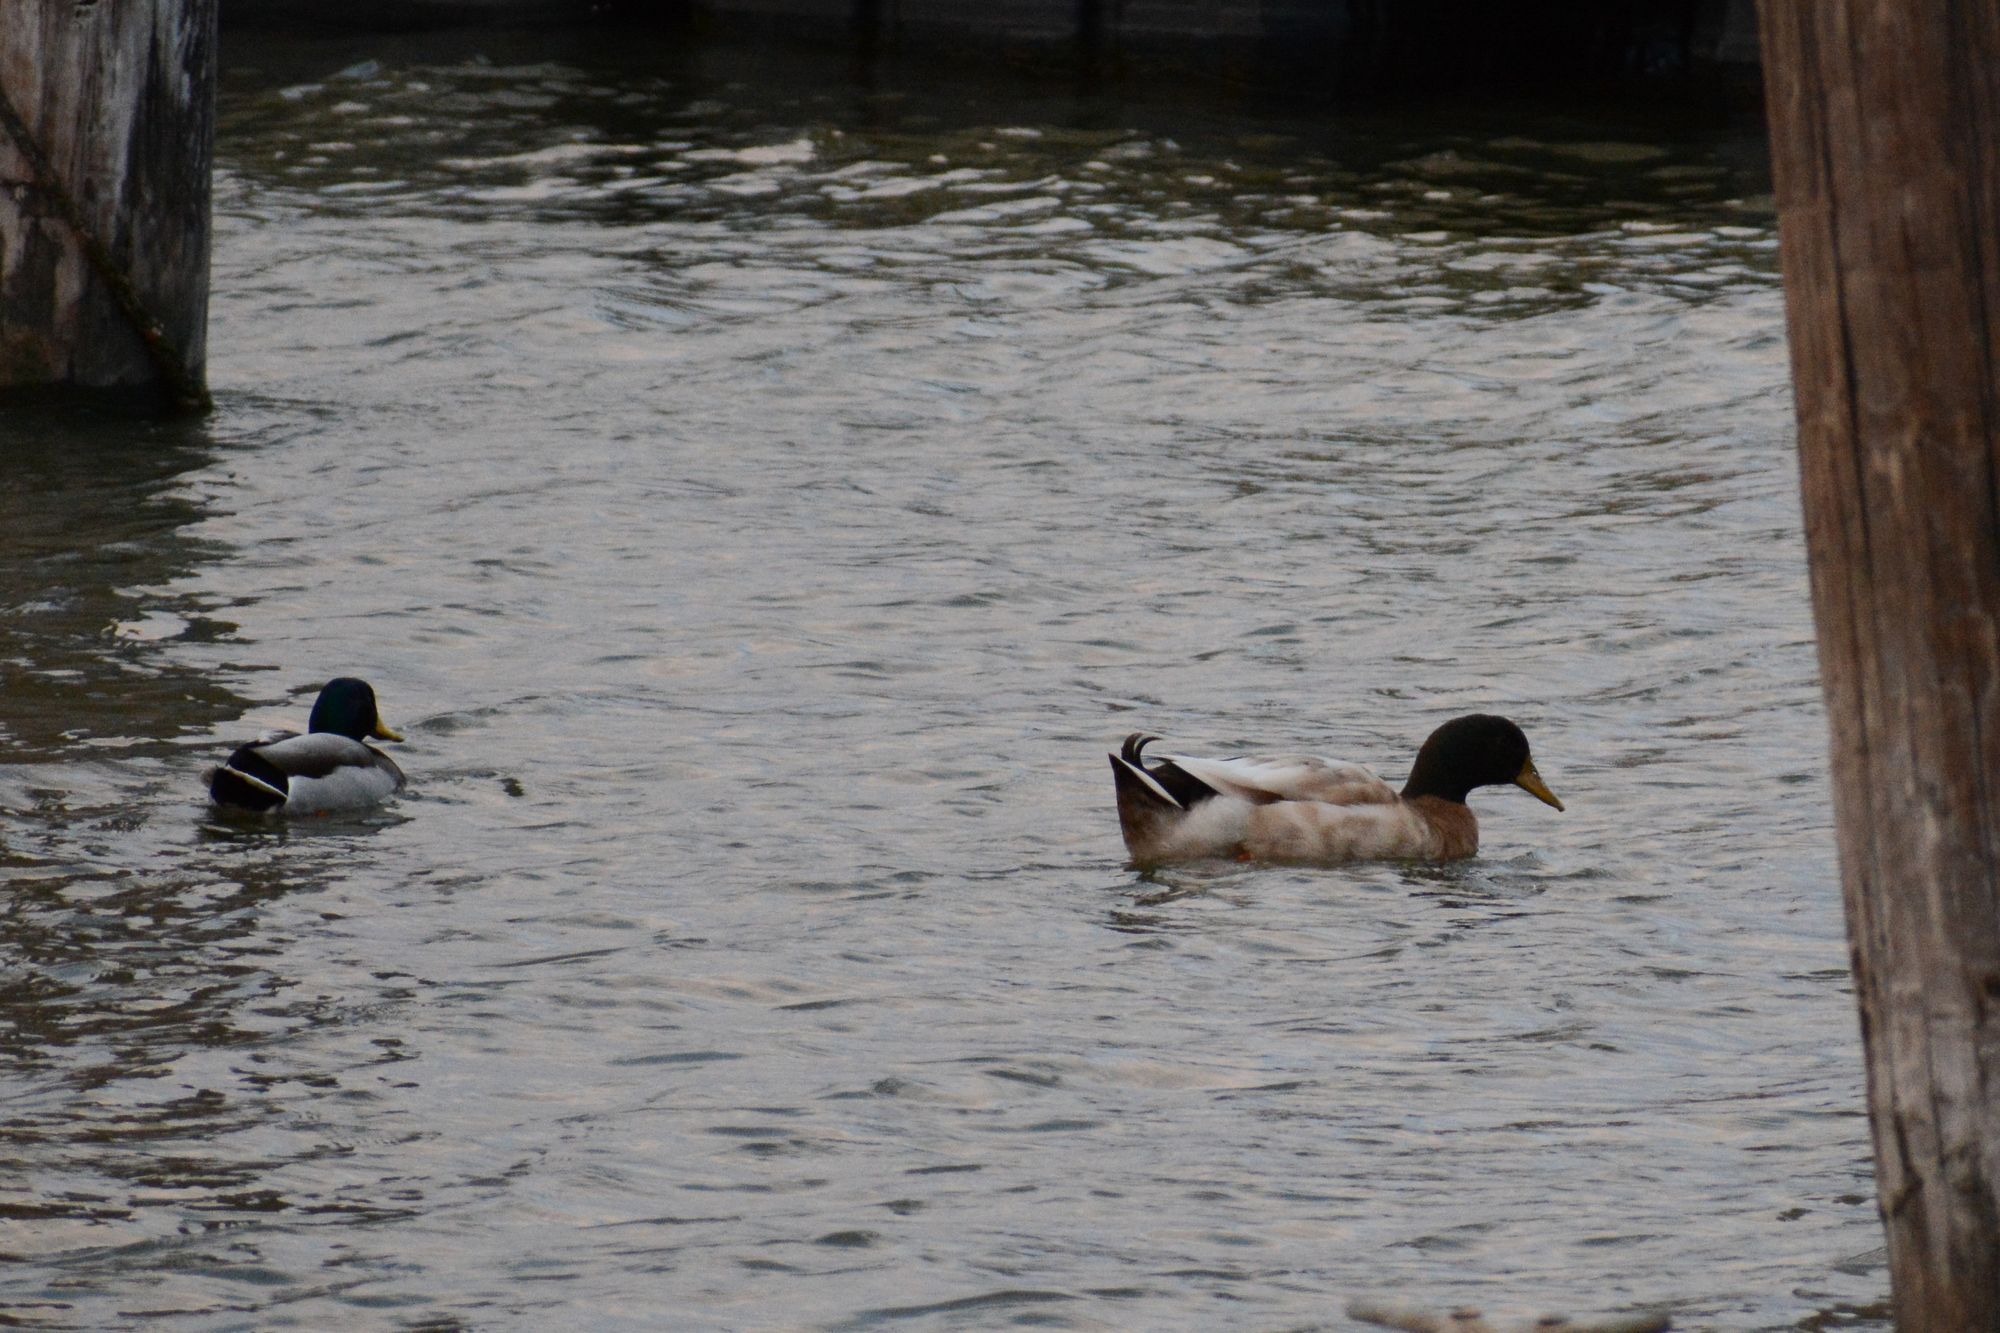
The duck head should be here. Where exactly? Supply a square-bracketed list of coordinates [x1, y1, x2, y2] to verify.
[307, 677, 404, 743]
[1400, 714, 1562, 810]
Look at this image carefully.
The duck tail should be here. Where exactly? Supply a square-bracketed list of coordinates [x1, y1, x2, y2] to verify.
[209, 745, 288, 812]
[1109, 733, 1216, 859]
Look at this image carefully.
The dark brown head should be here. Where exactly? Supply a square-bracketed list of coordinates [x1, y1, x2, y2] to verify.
[1399, 714, 1563, 810]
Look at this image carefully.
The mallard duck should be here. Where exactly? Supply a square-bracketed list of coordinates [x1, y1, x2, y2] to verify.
[1109, 713, 1562, 867]
[208, 677, 406, 815]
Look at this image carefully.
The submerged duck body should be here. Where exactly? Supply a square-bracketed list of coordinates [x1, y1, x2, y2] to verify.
[209, 677, 406, 816]
[1109, 714, 1562, 868]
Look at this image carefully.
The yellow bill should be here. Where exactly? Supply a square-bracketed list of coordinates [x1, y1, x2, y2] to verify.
[1514, 759, 1563, 811]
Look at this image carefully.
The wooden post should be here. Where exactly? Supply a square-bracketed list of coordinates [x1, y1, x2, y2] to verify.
[0, 0, 216, 411]
[1758, 3, 2000, 1328]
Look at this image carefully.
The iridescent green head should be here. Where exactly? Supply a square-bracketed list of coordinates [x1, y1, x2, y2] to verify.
[307, 677, 404, 743]
[1400, 714, 1562, 809]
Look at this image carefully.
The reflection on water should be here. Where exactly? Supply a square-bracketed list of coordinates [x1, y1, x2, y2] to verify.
[1, 28, 1884, 1331]
[0, 419, 243, 759]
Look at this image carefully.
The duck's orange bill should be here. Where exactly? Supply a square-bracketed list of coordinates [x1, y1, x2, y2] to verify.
[372, 721, 406, 742]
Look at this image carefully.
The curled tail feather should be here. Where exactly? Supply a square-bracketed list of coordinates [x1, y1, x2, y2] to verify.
[1109, 732, 1219, 861]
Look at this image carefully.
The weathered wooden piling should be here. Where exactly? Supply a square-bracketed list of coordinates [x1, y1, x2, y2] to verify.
[0, 0, 216, 411]
[1759, 3, 2000, 1327]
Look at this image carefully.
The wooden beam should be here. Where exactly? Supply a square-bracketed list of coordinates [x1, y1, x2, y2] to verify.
[0, 0, 216, 411]
[1757, 2, 2000, 1327]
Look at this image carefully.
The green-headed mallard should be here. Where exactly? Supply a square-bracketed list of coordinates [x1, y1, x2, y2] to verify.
[1110, 714, 1562, 867]
[209, 677, 406, 815]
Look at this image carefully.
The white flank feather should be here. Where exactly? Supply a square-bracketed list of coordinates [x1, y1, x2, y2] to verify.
[245, 733, 404, 815]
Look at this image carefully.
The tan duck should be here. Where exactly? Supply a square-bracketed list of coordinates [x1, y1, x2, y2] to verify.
[1109, 714, 1562, 868]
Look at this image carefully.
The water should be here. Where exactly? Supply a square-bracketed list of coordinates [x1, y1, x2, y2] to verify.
[1, 29, 1886, 1330]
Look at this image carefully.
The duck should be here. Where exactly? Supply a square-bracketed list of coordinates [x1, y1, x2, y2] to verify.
[209, 677, 407, 815]
[1109, 713, 1562, 867]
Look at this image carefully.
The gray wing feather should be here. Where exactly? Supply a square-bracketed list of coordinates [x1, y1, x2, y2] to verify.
[250, 733, 405, 813]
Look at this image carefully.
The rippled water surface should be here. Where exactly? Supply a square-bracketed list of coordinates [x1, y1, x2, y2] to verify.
[2, 29, 1885, 1330]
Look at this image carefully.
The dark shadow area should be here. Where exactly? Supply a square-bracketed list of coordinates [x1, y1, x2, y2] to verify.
[222, 0, 1761, 107]
[0, 407, 246, 761]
